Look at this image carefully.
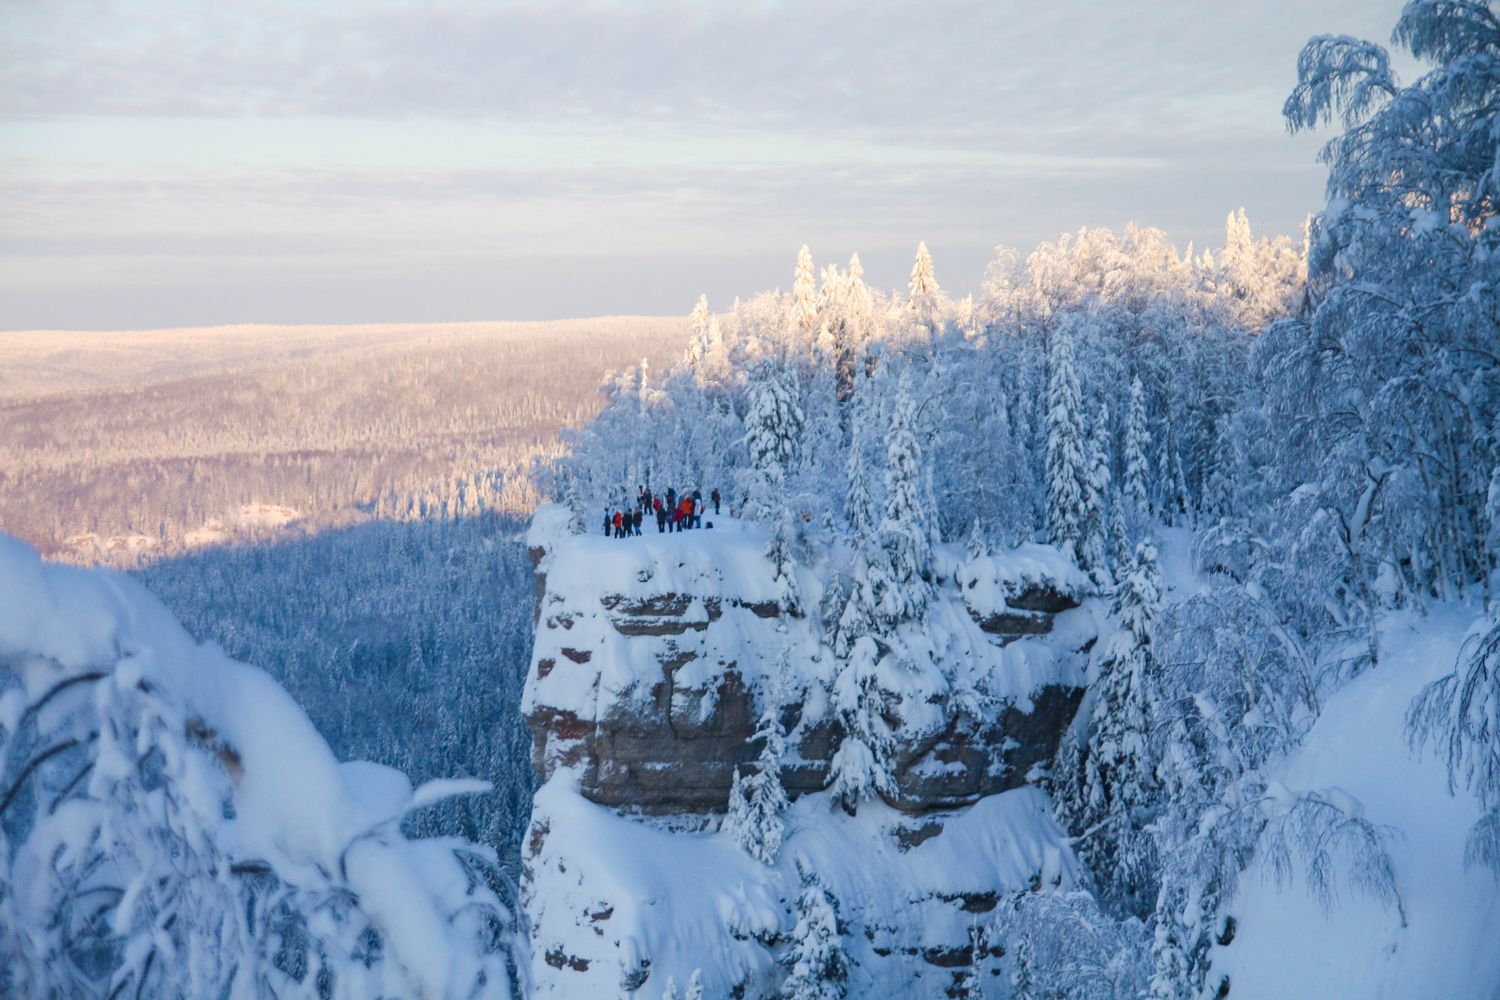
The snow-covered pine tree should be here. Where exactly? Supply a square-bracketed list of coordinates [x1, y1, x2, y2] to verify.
[873, 380, 934, 625]
[780, 868, 848, 1000]
[1082, 402, 1113, 587]
[1079, 539, 1163, 911]
[831, 252, 875, 402]
[1045, 319, 1090, 566]
[688, 294, 711, 367]
[742, 360, 806, 613]
[907, 241, 942, 338]
[1124, 375, 1152, 533]
[793, 245, 818, 338]
[661, 976, 681, 1000]
[827, 636, 896, 814]
[685, 969, 705, 1000]
[723, 685, 790, 865]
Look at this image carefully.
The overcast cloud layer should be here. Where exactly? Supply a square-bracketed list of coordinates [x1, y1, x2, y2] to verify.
[1, 0, 1408, 329]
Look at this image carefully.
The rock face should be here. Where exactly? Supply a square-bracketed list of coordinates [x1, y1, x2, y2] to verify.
[520, 505, 1094, 997]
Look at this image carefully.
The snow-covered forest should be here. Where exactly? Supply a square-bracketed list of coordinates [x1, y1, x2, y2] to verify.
[1, 317, 685, 563]
[541, 4, 1500, 994]
[5, 1, 1500, 997]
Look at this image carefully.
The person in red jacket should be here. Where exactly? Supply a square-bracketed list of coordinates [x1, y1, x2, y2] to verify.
[613, 510, 624, 538]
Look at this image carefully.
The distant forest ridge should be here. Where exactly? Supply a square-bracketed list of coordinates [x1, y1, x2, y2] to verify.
[0, 315, 689, 563]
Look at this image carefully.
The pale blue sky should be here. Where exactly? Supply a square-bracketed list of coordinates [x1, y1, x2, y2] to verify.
[1, 0, 1408, 329]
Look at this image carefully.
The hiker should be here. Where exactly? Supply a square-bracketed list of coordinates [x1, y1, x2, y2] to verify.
[692, 491, 703, 528]
[632, 508, 643, 536]
[642, 487, 653, 515]
[679, 496, 693, 531]
[602, 508, 611, 537]
[711, 487, 721, 515]
[613, 510, 624, 539]
[655, 499, 667, 533]
[666, 487, 677, 516]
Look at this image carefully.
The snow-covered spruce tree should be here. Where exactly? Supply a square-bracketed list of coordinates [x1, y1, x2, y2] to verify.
[793, 245, 819, 338]
[828, 430, 881, 659]
[687, 293, 712, 367]
[1124, 375, 1152, 534]
[1046, 318, 1091, 569]
[724, 685, 790, 865]
[1409, 616, 1500, 875]
[1077, 540, 1163, 913]
[872, 379, 934, 626]
[827, 635, 896, 814]
[684, 968, 705, 1000]
[1082, 403, 1113, 588]
[829, 252, 876, 402]
[907, 241, 942, 338]
[780, 866, 848, 1000]
[741, 359, 806, 613]
[661, 976, 681, 1000]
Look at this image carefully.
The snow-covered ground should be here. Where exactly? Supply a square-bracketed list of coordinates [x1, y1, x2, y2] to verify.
[1213, 604, 1500, 999]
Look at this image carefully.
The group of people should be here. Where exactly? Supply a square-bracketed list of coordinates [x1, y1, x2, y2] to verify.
[605, 485, 722, 538]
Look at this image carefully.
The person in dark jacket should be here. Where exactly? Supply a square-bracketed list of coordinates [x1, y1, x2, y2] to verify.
[632, 508, 643, 536]
[666, 487, 677, 515]
[655, 500, 667, 533]
[711, 488, 721, 515]
[603, 508, 611, 536]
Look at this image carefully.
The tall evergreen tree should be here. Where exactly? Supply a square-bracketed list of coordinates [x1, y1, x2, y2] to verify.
[1082, 402, 1114, 586]
[793, 245, 819, 338]
[1079, 539, 1164, 910]
[827, 636, 896, 813]
[1046, 320, 1090, 566]
[908, 241, 942, 337]
[724, 683, 791, 865]
[874, 380, 934, 624]
[1124, 375, 1152, 534]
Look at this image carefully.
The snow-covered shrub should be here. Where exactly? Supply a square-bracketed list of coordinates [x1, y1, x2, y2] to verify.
[0, 537, 526, 999]
[1409, 615, 1500, 876]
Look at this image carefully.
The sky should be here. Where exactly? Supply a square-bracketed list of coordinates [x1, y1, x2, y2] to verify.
[1, 0, 1412, 330]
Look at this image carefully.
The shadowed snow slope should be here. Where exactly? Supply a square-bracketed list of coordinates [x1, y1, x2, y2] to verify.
[1212, 606, 1500, 999]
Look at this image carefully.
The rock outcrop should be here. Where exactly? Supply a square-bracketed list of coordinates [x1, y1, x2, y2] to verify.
[520, 505, 1095, 997]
